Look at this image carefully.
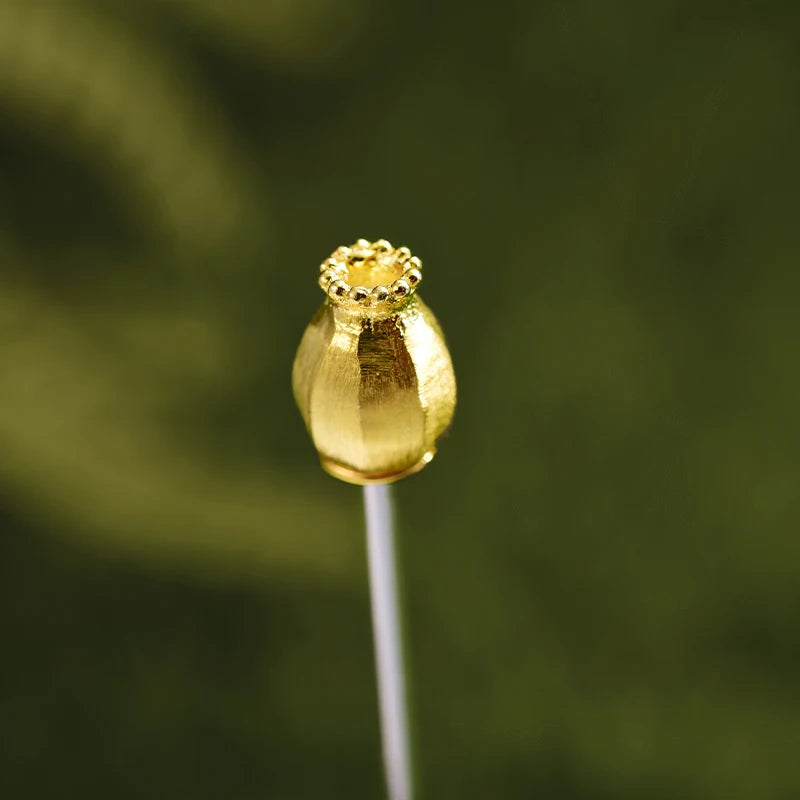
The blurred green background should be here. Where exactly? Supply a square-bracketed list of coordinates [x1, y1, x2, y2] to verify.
[1, 0, 799, 797]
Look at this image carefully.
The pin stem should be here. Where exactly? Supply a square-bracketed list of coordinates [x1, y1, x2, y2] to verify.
[363, 484, 413, 800]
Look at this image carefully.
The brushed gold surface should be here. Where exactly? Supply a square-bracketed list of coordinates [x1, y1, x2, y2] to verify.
[293, 239, 456, 484]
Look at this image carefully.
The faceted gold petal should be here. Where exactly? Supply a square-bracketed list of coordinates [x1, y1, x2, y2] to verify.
[400, 297, 457, 446]
[357, 317, 425, 475]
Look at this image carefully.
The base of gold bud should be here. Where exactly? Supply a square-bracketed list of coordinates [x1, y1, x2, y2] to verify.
[320, 451, 435, 486]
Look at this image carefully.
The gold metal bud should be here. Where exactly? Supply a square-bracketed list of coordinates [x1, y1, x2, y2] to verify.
[293, 239, 456, 484]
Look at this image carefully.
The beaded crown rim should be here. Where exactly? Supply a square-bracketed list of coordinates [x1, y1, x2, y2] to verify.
[317, 238, 423, 309]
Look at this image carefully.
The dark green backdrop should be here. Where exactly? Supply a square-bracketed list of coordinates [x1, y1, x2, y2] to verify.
[2, 0, 799, 797]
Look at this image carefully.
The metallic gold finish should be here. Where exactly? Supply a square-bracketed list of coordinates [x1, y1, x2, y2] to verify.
[293, 239, 456, 484]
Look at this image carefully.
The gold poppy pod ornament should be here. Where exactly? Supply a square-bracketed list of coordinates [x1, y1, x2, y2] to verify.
[293, 238, 456, 485]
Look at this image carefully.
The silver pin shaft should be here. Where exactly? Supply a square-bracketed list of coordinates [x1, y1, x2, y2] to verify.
[363, 484, 413, 800]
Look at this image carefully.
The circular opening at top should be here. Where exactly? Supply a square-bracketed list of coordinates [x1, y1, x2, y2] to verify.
[346, 256, 402, 288]
[318, 239, 423, 309]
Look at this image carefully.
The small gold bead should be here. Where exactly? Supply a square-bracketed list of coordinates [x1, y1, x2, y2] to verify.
[355, 238, 371, 249]
[391, 278, 411, 298]
[372, 239, 392, 253]
[404, 268, 422, 286]
[407, 256, 422, 270]
[371, 285, 390, 303]
[328, 279, 349, 299]
[394, 246, 411, 264]
[321, 259, 344, 273]
[349, 285, 369, 303]
[318, 269, 337, 288]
